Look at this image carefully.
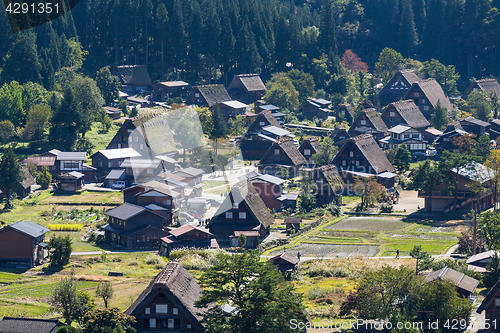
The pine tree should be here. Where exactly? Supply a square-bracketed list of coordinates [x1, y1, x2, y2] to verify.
[209, 105, 229, 156]
[398, 0, 419, 57]
[394, 144, 412, 172]
[430, 100, 449, 130]
[319, 0, 339, 73]
[421, 0, 445, 59]
[1, 32, 42, 85]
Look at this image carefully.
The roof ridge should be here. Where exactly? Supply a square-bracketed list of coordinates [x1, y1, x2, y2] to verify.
[155, 261, 180, 285]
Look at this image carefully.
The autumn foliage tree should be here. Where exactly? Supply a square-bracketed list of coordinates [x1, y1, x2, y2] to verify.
[340, 50, 369, 73]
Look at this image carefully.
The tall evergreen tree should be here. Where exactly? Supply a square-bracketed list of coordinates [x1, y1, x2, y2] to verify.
[398, 0, 419, 57]
[412, 0, 426, 37]
[421, 0, 445, 59]
[0, 147, 24, 210]
[318, 0, 339, 73]
[1, 32, 42, 85]
[209, 105, 229, 156]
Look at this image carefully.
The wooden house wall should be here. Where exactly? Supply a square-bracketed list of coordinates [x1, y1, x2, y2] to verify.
[0, 229, 34, 263]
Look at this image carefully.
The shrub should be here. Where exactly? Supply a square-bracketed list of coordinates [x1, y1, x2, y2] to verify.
[181, 254, 211, 270]
[306, 286, 333, 300]
[379, 204, 394, 213]
[145, 254, 164, 265]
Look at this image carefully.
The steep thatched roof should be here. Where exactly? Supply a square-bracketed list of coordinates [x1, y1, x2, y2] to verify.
[20, 167, 36, 190]
[211, 180, 274, 229]
[361, 108, 389, 132]
[228, 74, 267, 92]
[259, 139, 307, 167]
[194, 85, 231, 107]
[463, 79, 500, 99]
[246, 111, 282, 134]
[408, 79, 453, 111]
[116, 65, 152, 86]
[125, 262, 209, 331]
[318, 165, 345, 190]
[387, 100, 430, 129]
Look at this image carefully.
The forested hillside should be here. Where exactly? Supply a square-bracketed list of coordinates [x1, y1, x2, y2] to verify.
[0, 0, 499, 88]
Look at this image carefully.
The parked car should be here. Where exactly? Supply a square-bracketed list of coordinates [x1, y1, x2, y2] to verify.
[111, 181, 126, 190]
[186, 210, 202, 219]
[179, 212, 195, 222]
[293, 139, 299, 147]
[208, 198, 222, 207]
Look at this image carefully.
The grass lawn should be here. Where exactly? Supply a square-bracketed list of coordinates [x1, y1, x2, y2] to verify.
[0, 299, 54, 318]
[85, 122, 122, 160]
[42, 191, 123, 205]
[202, 180, 229, 190]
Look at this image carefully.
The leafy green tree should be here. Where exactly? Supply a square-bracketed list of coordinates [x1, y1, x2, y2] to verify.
[483, 253, 500, 289]
[74, 137, 95, 155]
[0, 120, 15, 143]
[410, 245, 434, 274]
[410, 160, 445, 212]
[37, 166, 52, 189]
[0, 147, 24, 210]
[81, 308, 136, 333]
[0, 81, 25, 127]
[48, 234, 72, 266]
[95, 67, 120, 105]
[209, 105, 229, 156]
[263, 77, 300, 111]
[420, 59, 460, 96]
[50, 87, 78, 150]
[228, 116, 246, 137]
[478, 211, 500, 250]
[24, 104, 52, 141]
[118, 100, 128, 117]
[195, 251, 305, 333]
[394, 144, 412, 172]
[353, 176, 384, 211]
[312, 137, 338, 167]
[52, 276, 93, 325]
[299, 171, 317, 212]
[70, 76, 105, 137]
[238, 233, 247, 248]
[467, 91, 492, 121]
[96, 281, 114, 308]
[285, 70, 315, 106]
[476, 134, 491, 163]
[56, 327, 81, 333]
[430, 101, 449, 130]
[374, 48, 403, 84]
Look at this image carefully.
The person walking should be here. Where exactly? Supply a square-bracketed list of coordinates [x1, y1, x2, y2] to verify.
[396, 249, 400, 258]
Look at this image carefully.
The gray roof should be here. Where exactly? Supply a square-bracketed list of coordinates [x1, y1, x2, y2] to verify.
[126, 261, 210, 331]
[211, 180, 274, 229]
[259, 105, 280, 112]
[105, 169, 126, 180]
[425, 266, 479, 294]
[463, 79, 500, 99]
[310, 98, 331, 106]
[221, 100, 249, 109]
[387, 100, 430, 129]
[4, 220, 49, 238]
[120, 158, 161, 169]
[65, 171, 84, 178]
[172, 167, 204, 177]
[256, 133, 277, 142]
[389, 125, 412, 134]
[193, 85, 231, 107]
[105, 203, 147, 220]
[247, 173, 286, 185]
[155, 81, 189, 87]
[95, 148, 141, 160]
[56, 152, 86, 161]
[467, 250, 498, 265]
[460, 117, 490, 128]
[262, 125, 291, 137]
[0, 317, 62, 333]
[452, 162, 494, 183]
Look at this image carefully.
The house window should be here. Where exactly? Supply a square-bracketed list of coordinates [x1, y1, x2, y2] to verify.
[239, 212, 246, 219]
[304, 149, 311, 156]
[405, 134, 410, 139]
[421, 99, 426, 104]
[413, 133, 419, 139]
[173, 308, 178, 315]
[225, 212, 232, 219]
[64, 162, 79, 169]
[156, 304, 168, 313]
[259, 121, 265, 126]
[145, 308, 150, 314]
[187, 324, 192, 329]
[135, 136, 139, 142]
[423, 106, 430, 111]
[163, 199, 172, 206]
[389, 111, 395, 117]
[117, 143, 122, 148]
[195, 93, 199, 98]
[414, 92, 420, 97]
[108, 162, 113, 168]
[129, 136, 133, 142]
[140, 144, 144, 150]
[341, 110, 345, 115]
[360, 120, 366, 125]
[98, 161, 103, 167]
[274, 149, 280, 155]
[349, 151, 354, 157]
[149, 318, 156, 328]
[342, 160, 346, 166]
[496, 298, 500, 306]
[168, 319, 174, 328]
[355, 161, 360, 166]
[233, 203, 239, 209]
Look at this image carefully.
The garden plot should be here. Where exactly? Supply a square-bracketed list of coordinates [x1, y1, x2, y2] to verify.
[327, 216, 410, 231]
[269, 243, 379, 257]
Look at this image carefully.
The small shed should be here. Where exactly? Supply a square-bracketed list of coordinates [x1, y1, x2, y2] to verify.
[59, 171, 85, 192]
[105, 169, 126, 188]
[284, 217, 301, 232]
[270, 252, 300, 273]
[424, 266, 479, 298]
[104, 106, 121, 120]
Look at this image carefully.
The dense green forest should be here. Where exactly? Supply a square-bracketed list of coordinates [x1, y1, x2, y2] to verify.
[0, 0, 499, 90]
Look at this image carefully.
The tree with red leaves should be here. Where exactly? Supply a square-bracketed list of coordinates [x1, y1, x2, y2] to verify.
[341, 49, 369, 73]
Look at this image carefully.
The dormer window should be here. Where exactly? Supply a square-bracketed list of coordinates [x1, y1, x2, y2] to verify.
[389, 111, 395, 117]
[232, 203, 239, 209]
[239, 212, 246, 219]
[274, 149, 280, 155]
[349, 151, 354, 158]
[360, 120, 366, 125]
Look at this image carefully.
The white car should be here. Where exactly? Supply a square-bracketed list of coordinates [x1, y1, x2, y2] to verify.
[111, 181, 126, 190]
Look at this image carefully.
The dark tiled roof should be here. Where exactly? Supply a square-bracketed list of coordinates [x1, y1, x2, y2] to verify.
[196, 85, 231, 107]
[362, 108, 389, 132]
[410, 79, 453, 111]
[0, 317, 63, 333]
[105, 203, 147, 220]
[211, 180, 274, 228]
[424, 266, 479, 294]
[3, 220, 49, 238]
[116, 65, 152, 86]
[444, 121, 464, 133]
[284, 217, 301, 224]
[460, 117, 490, 128]
[389, 100, 430, 128]
[229, 74, 267, 92]
[125, 262, 209, 331]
